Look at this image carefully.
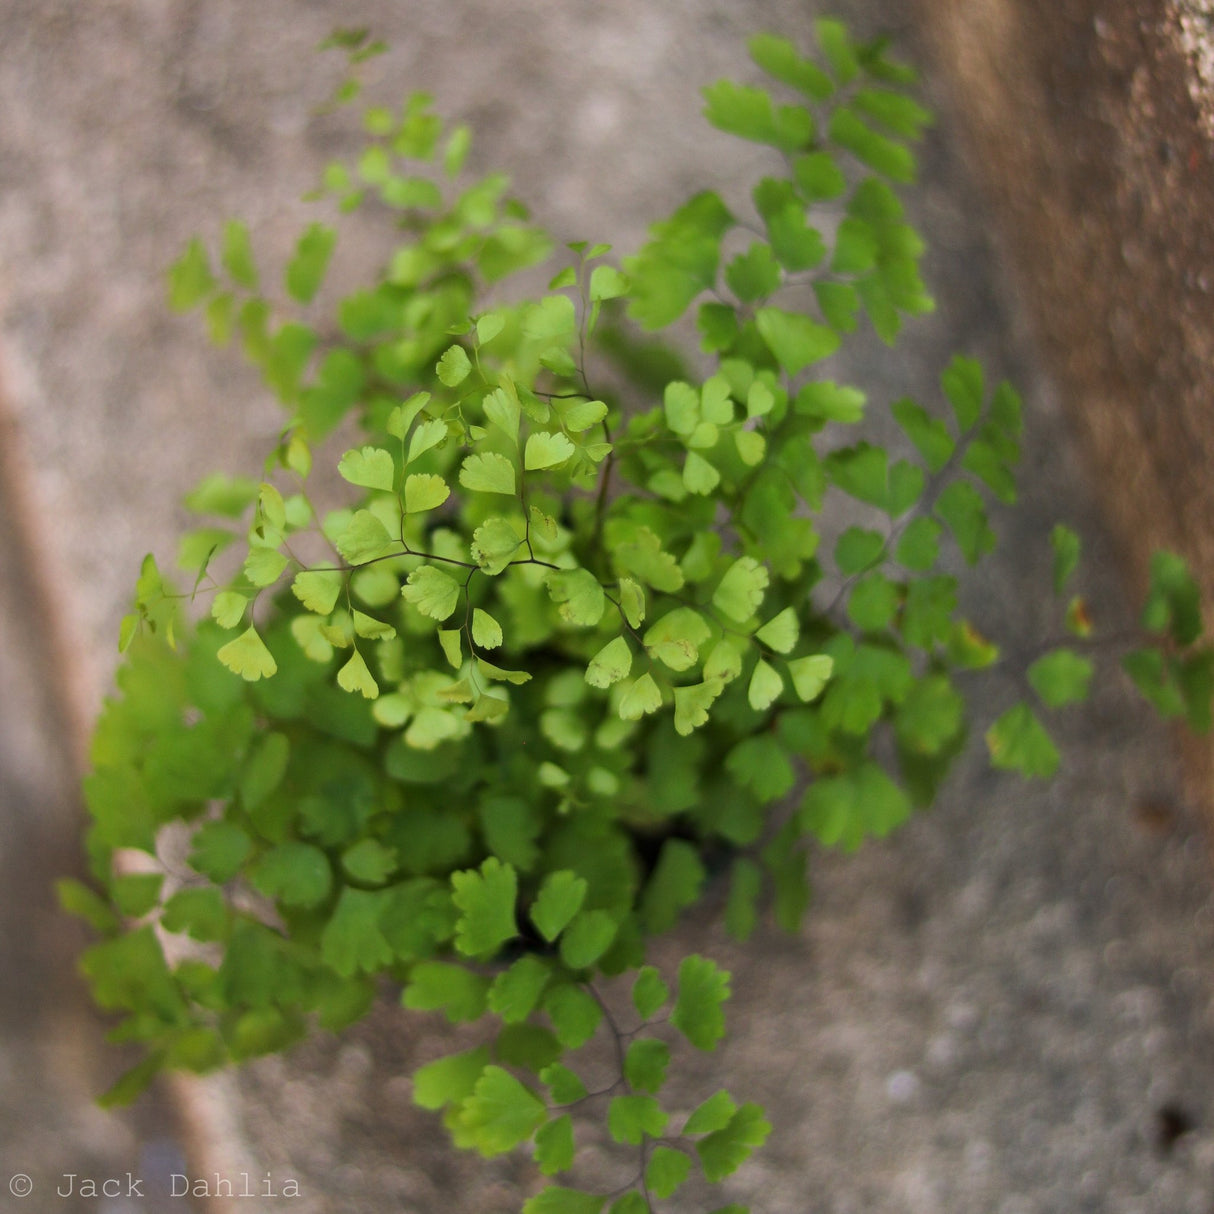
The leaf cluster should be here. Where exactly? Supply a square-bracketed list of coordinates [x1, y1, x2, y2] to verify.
[70, 19, 1212, 1213]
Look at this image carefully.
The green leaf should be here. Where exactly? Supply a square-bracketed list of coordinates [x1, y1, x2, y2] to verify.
[749, 33, 834, 100]
[817, 16, 860, 83]
[404, 473, 451, 513]
[795, 381, 866, 424]
[664, 381, 700, 435]
[337, 649, 379, 699]
[484, 387, 522, 441]
[437, 344, 473, 387]
[168, 237, 215, 310]
[800, 761, 911, 849]
[523, 1187, 605, 1214]
[624, 1038, 670, 1095]
[488, 954, 553, 1024]
[460, 452, 517, 495]
[703, 80, 814, 152]
[854, 87, 933, 140]
[320, 887, 393, 976]
[547, 568, 605, 626]
[618, 672, 662, 721]
[624, 191, 734, 329]
[607, 522, 685, 593]
[285, 223, 336, 303]
[589, 264, 629, 301]
[249, 841, 330, 908]
[641, 839, 706, 933]
[472, 517, 524, 575]
[1122, 648, 1186, 719]
[985, 703, 1060, 779]
[338, 445, 395, 491]
[586, 636, 633, 689]
[935, 480, 995, 564]
[891, 397, 954, 472]
[645, 607, 711, 672]
[525, 431, 577, 471]
[895, 517, 942, 572]
[847, 572, 899, 630]
[683, 450, 721, 495]
[342, 838, 397, 884]
[408, 416, 449, 463]
[724, 857, 763, 941]
[457, 1065, 546, 1157]
[403, 961, 490, 1023]
[646, 1147, 691, 1199]
[451, 857, 518, 958]
[243, 546, 288, 588]
[673, 679, 725, 736]
[619, 577, 646, 628]
[560, 910, 619, 970]
[211, 591, 248, 629]
[829, 107, 914, 181]
[531, 869, 587, 942]
[609, 1094, 668, 1145]
[671, 954, 730, 1050]
[755, 306, 840, 374]
[941, 355, 984, 431]
[794, 150, 847, 198]
[292, 569, 343, 615]
[696, 1103, 772, 1182]
[541, 1062, 588, 1106]
[1142, 551, 1203, 645]
[543, 982, 603, 1048]
[685, 1090, 738, 1135]
[412, 1046, 490, 1110]
[835, 526, 885, 576]
[633, 966, 670, 1020]
[335, 509, 398, 564]
[471, 608, 503, 650]
[726, 242, 782, 302]
[714, 556, 769, 622]
[725, 734, 795, 804]
[1027, 649, 1094, 709]
[217, 626, 278, 680]
[747, 659, 784, 711]
[535, 1114, 576, 1176]
[402, 566, 462, 621]
[893, 673, 965, 755]
[1050, 524, 1081, 595]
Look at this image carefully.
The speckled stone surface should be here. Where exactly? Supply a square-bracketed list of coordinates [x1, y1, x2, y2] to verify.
[2, 3, 1213, 1212]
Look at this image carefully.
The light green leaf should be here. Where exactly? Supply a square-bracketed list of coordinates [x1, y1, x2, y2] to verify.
[586, 636, 633, 688]
[335, 510, 397, 564]
[402, 565, 462, 620]
[1050, 524, 1081, 596]
[437, 344, 472, 387]
[457, 1065, 546, 1157]
[714, 556, 769, 622]
[488, 954, 553, 1024]
[531, 871, 588, 943]
[217, 626, 278, 681]
[618, 673, 662, 720]
[402, 961, 490, 1023]
[472, 517, 524, 575]
[525, 431, 576, 471]
[483, 387, 521, 441]
[684, 1090, 738, 1135]
[735, 429, 767, 466]
[673, 679, 725, 736]
[438, 628, 462, 668]
[338, 445, 395, 491]
[211, 591, 248, 629]
[472, 608, 503, 650]
[748, 659, 783, 711]
[618, 578, 646, 627]
[291, 569, 343, 615]
[387, 392, 431, 440]
[756, 306, 840, 374]
[451, 857, 518, 958]
[534, 1114, 575, 1176]
[285, 223, 336, 303]
[460, 452, 517, 495]
[543, 983, 603, 1049]
[756, 606, 799, 654]
[404, 473, 451, 513]
[412, 1046, 490, 1111]
[408, 416, 449, 463]
[547, 568, 605, 626]
[336, 649, 379, 699]
[243, 546, 288, 588]
[561, 398, 609, 432]
[341, 838, 396, 884]
[352, 610, 395, 640]
[683, 450, 721, 495]
[645, 607, 711, 672]
[320, 887, 393, 976]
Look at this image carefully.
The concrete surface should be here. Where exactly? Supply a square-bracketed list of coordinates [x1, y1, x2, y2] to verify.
[2, 2, 1214, 1211]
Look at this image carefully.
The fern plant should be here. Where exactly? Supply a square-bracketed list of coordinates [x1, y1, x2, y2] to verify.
[61, 21, 1212, 1214]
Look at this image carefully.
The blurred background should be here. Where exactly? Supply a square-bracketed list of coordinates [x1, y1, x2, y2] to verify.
[2, 2, 1214, 1211]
